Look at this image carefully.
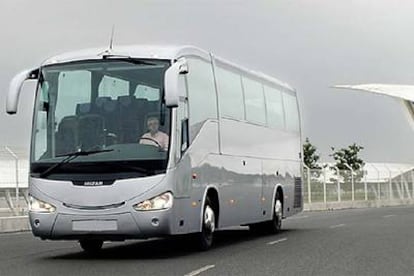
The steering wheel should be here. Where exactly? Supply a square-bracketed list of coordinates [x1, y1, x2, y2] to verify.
[138, 137, 163, 149]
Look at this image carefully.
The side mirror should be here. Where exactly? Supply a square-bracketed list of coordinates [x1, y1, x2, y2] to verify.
[164, 59, 188, 108]
[6, 68, 39, 114]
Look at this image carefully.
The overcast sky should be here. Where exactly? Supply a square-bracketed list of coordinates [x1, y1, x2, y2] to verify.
[0, 0, 413, 163]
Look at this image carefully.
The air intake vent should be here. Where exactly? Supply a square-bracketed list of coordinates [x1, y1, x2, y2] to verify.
[293, 177, 302, 208]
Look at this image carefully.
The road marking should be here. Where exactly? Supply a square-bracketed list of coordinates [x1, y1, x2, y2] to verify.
[184, 265, 215, 276]
[267, 238, 288, 245]
[330, 224, 345, 229]
[383, 215, 396, 218]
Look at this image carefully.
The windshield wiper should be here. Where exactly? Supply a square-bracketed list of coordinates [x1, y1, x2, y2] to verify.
[39, 149, 114, 178]
[56, 149, 114, 158]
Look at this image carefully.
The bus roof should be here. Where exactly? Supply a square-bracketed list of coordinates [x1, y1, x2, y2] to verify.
[42, 45, 294, 92]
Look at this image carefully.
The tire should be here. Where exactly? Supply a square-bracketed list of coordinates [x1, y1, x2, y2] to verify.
[267, 192, 283, 234]
[195, 197, 216, 251]
[248, 222, 265, 234]
[249, 192, 282, 235]
[79, 239, 103, 253]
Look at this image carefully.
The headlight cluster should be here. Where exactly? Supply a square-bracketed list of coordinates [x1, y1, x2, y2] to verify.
[29, 196, 56, 213]
[133, 192, 173, 211]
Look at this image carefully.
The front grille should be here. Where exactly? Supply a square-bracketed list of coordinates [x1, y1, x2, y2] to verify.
[63, 201, 125, 210]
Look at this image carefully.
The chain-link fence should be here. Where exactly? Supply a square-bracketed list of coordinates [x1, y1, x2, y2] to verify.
[1, 145, 413, 216]
[303, 164, 414, 207]
[0, 146, 29, 216]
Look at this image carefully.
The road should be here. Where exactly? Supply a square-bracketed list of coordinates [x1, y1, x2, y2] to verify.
[0, 206, 413, 276]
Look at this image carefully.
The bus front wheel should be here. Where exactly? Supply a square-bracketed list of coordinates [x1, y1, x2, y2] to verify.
[196, 197, 216, 250]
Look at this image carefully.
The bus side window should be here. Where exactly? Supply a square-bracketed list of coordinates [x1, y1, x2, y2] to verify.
[181, 118, 189, 154]
[186, 58, 217, 141]
[264, 85, 285, 129]
[215, 65, 244, 120]
[135, 84, 160, 101]
[99, 76, 129, 99]
[175, 75, 188, 162]
[283, 92, 300, 132]
[242, 77, 266, 125]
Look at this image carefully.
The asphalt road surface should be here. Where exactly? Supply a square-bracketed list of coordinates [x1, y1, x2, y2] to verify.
[0, 205, 413, 276]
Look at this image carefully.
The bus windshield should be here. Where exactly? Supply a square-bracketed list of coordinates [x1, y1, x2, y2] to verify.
[31, 59, 171, 178]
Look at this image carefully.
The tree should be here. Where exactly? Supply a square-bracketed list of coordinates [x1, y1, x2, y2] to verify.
[303, 137, 321, 169]
[330, 143, 365, 171]
[330, 143, 365, 184]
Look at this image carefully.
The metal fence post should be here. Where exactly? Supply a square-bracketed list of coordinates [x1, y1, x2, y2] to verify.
[400, 169, 411, 200]
[384, 164, 392, 201]
[323, 167, 327, 204]
[412, 169, 414, 199]
[344, 164, 354, 201]
[4, 146, 19, 211]
[303, 164, 311, 204]
[333, 167, 341, 202]
[372, 165, 380, 201]
[364, 170, 368, 201]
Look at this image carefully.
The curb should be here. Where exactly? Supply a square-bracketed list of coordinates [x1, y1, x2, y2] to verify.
[304, 199, 414, 211]
[0, 216, 30, 233]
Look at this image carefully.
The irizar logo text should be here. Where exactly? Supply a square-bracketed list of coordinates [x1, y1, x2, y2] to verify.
[83, 181, 104, 186]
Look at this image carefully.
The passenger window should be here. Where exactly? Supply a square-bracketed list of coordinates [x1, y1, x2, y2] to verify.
[99, 76, 129, 99]
[186, 58, 217, 135]
[264, 86, 285, 129]
[283, 92, 300, 132]
[216, 65, 244, 120]
[135, 84, 160, 101]
[243, 77, 266, 125]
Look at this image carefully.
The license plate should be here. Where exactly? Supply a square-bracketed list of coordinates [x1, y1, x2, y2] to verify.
[72, 220, 118, 231]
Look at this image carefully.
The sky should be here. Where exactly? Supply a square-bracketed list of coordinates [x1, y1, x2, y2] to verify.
[0, 0, 413, 163]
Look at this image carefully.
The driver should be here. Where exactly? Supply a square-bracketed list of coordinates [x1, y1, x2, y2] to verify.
[139, 116, 169, 150]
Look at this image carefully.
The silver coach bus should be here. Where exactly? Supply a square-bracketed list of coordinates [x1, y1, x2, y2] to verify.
[7, 45, 303, 252]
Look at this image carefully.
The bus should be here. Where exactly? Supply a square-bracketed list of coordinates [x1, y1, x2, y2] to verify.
[7, 45, 303, 252]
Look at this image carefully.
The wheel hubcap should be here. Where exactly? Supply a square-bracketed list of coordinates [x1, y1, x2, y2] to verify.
[204, 205, 215, 234]
[275, 199, 282, 221]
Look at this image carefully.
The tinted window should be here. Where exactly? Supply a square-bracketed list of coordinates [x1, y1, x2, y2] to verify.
[135, 84, 160, 101]
[264, 85, 285, 129]
[99, 76, 129, 99]
[283, 92, 300, 132]
[33, 60, 171, 172]
[216, 65, 244, 120]
[187, 58, 217, 126]
[243, 77, 266, 125]
[56, 71, 91, 124]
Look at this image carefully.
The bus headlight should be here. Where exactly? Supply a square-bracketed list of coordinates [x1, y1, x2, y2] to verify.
[133, 192, 173, 211]
[29, 196, 56, 213]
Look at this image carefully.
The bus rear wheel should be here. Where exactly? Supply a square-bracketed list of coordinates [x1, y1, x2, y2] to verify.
[250, 192, 282, 235]
[79, 239, 103, 253]
[195, 197, 216, 251]
[267, 192, 283, 234]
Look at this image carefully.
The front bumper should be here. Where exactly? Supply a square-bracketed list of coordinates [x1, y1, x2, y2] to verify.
[29, 209, 173, 240]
